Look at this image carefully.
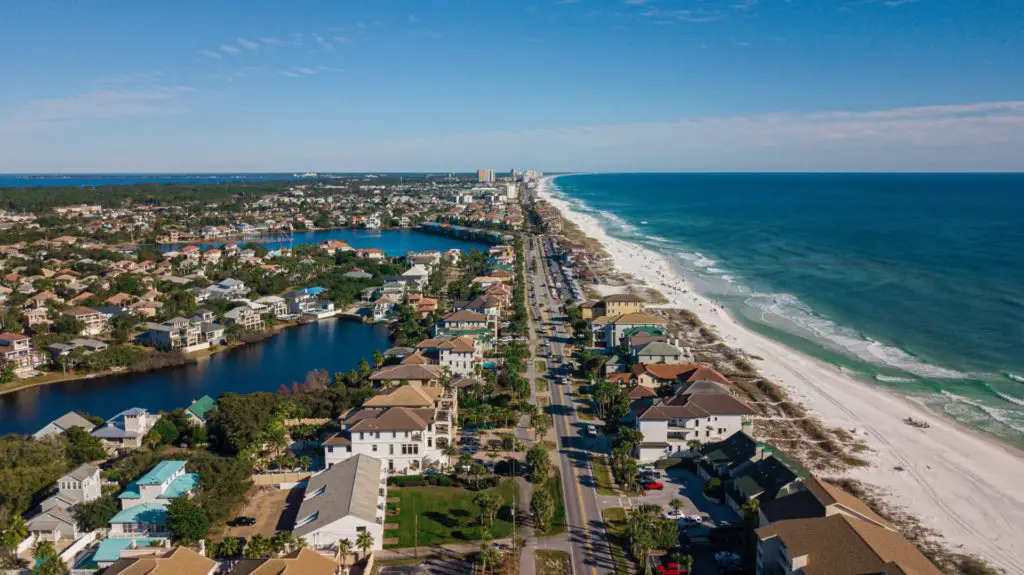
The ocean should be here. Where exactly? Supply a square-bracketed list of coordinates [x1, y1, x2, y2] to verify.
[547, 173, 1024, 446]
[0, 173, 296, 187]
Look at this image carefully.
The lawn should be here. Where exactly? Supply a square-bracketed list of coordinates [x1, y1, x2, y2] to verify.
[385, 480, 518, 548]
[535, 473, 567, 536]
[572, 383, 596, 421]
[535, 550, 571, 575]
[535, 377, 549, 393]
[602, 507, 634, 575]
[591, 456, 618, 496]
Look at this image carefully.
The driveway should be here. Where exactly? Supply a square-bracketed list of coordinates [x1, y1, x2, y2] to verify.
[222, 485, 302, 539]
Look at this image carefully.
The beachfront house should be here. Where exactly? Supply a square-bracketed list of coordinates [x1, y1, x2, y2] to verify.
[595, 312, 668, 350]
[92, 407, 160, 450]
[228, 548, 339, 575]
[581, 293, 646, 320]
[292, 454, 387, 551]
[634, 382, 755, 462]
[323, 384, 456, 474]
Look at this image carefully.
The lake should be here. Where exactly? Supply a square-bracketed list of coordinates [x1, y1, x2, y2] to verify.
[0, 230, 490, 435]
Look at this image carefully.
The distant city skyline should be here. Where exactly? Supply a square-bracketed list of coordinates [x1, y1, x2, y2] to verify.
[1, 0, 1022, 172]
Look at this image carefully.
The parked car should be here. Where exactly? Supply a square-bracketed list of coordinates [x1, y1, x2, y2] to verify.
[662, 510, 686, 520]
[639, 464, 657, 474]
[229, 516, 256, 527]
[642, 481, 665, 490]
[458, 436, 480, 445]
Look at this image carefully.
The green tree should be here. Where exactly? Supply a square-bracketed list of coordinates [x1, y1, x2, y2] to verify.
[478, 544, 502, 575]
[473, 492, 502, 528]
[64, 426, 106, 464]
[336, 538, 353, 567]
[73, 495, 118, 531]
[530, 490, 554, 533]
[356, 530, 374, 560]
[0, 514, 27, 550]
[214, 536, 242, 559]
[526, 446, 551, 484]
[0, 362, 14, 386]
[31, 539, 67, 575]
[166, 497, 210, 544]
[244, 534, 272, 559]
[151, 418, 180, 446]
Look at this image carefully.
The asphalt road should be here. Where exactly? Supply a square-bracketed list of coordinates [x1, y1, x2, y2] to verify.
[527, 234, 617, 575]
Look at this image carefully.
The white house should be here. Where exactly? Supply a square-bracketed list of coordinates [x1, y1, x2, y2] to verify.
[293, 454, 387, 551]
[437, 336, 479, 376]
[203, 278, 248, 300]
[323, 384, 456, 474]
[401, 265, 431, 291]
[253, 295, 288, 318]
[92, 408, 160, 450]
[373, 294, 399, 322]
[635, 383, 755, 462]
[27, 464, 102, 542]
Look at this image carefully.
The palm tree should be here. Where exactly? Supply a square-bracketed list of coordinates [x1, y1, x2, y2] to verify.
[373, 350, 385, 369]
[336, 538, 353, 568]
[443, 445, 458, 472]
[687, 439, 702, 454]
[0, 514, 27, 550]
[669, 498, 684, 513]
[356, 530, 374, 561]
[217, 536, 242, 559]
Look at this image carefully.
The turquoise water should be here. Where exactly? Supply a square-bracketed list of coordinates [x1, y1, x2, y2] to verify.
[548, 173, 1024, 445]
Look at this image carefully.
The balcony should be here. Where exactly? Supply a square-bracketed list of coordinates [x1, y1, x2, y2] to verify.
[411, 432, 423, 442]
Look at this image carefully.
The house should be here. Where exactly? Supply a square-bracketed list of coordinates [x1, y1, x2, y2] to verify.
[344, 268, 373, 280]
[0, 332, 43, 370]
[204, 277, 249, 300]
[229, 548, 340, 575]
[184, 395, 216, 427]
[253, 295, 288, 318]
[597, 312, 668, 349]
[46, 338, 108, 361]
[755, 514, 941, 575]
[224, 305, 265, 331]
[698, 431, 764, 480]
[33, 411, 96, 439]
[118, 460, 199, 509]
[434, 309, 492, 341]
[357, 248, 385, 260]
[758, 477, 894, 530]
[634, 341, 690, 365]
[634, 383, 755, 462]
[62, 306, 108, 336]
[92, 407, 160, 450]
[437, 336, 479, 376]
[401, 264, 431, 290]
[322, 239, 353, 254]
[104, 547, 217, 575]
[24, 307, 50, 327]
[727, 455, 802, 512]
[26, 464, 102, 542]
[629, 363, 731, 389]
[581, 293, 645, 320]
[368, 364, 442, 387]
[293, 454, 387, 551]
[373, 294, 399, 321]
[324, 384, 456, 474]
[145, 317, 206, 352]
[110, 461, 199, 538]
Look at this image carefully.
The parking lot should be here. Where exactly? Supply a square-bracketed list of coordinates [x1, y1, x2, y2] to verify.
[222, 486, 302, 539]
[631, 464, 739, 532]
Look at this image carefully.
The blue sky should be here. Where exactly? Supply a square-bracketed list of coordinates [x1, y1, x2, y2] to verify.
[1, 0, 1022, 172]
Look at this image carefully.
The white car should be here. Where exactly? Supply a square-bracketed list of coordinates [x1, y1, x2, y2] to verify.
[639, 465, 657, 474]
[662, 510, 685, 520]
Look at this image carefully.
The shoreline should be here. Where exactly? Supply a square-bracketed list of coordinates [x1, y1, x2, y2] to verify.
[538, 175, 1024, 572]
[0, 313, 366, 398]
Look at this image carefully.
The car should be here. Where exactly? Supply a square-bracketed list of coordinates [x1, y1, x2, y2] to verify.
[662, 510, 685, 520]
[423, 468, 441, 476]
[458, 436, 480, 445]
[639, 464, 657, 474]
[642, 481, 665, 490]
[459, 444, 478, 454]
[229, 516, 256, 527]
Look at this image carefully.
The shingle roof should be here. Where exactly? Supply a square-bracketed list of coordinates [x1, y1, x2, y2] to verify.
[442, 309, 488, 323]
[104, 546, 217, 575]
[603, 293, 644, 303]
[293, 454, 382, 536]
[368, 364, 442, 381]
[228, 547, 340, 575]
[347, 407, 435, 432]
[755, 514, 941, 575]
[608, 312, 667, 325]
[363, 384, 440, 408]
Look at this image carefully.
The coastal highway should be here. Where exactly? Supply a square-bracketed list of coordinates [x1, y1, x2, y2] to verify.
[527, 234, 616, 575]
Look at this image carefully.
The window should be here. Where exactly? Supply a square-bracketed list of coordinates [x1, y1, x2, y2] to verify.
[346, 446, 352, 453]
[389, 444, 394, 455]
[328, 447, 334, 453]
[372, 444, 378, 452]
[360, 433, 365, 440]
[427, 438, 433, 448]
[375, 432, 380, 439]
[356, 526, 367, 533]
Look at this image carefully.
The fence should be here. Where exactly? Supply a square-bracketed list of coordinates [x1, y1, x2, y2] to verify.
[282, 418, 331, 427]
[59, 530, 101, 564]
[251, 471, 313, 486]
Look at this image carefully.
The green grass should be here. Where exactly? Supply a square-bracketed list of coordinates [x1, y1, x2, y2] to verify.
[384, 480, 518, 548]
[535, 360, 547, 371]
[535, 473, 567, 536]
[572, 383, 596, 421]
[535, 550, 571, 575]
[602, 507, 633, 575]
[591, 456, 619, 496]
[535, 378, 549, 393]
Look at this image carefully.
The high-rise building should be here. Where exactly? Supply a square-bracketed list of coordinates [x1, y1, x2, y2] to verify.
[477, 168, 495, 184]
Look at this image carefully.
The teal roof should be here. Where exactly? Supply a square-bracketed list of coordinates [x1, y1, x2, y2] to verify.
[139, 460, 187, 485]
[186, 395, 216, 420]
[119, 472, 198, 500]
[109, 503, 168, 525]
[93, 538, 163, 563]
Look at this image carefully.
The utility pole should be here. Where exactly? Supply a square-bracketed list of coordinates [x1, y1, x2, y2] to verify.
[414, 500, 418, 559]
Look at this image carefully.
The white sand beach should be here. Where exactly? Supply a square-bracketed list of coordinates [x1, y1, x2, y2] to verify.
[538, 177, 1024, 572]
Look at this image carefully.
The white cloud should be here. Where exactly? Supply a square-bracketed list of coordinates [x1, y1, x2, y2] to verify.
[200, 50, 222, 59]
[0, 86, 194, 134]
[313, 33, 334, 51]
[237, 37, 260, 51]
[220, 44, 241, 55]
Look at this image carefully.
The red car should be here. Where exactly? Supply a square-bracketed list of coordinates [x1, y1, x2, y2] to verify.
[642, 481, 664, 490]
[657, 562, 688, 575]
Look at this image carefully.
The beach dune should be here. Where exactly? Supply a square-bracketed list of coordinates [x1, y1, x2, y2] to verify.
[538, 176, 1024, 573]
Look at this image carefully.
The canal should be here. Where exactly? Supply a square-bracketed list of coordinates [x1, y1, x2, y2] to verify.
[0, 230, 489, 435]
